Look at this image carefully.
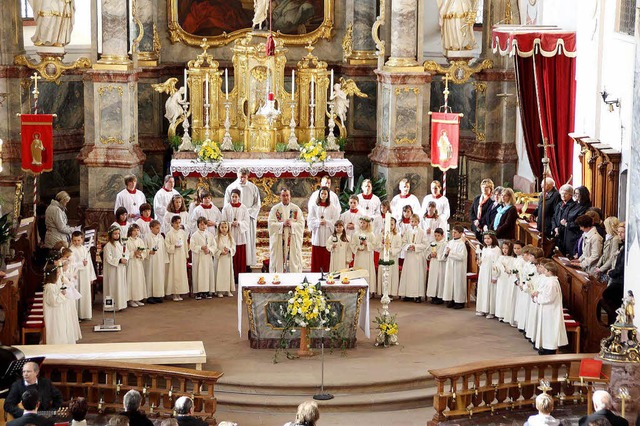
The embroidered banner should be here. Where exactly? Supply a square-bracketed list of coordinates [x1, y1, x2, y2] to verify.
[430, 112, 460, 171]
[21, 114, 54, 174]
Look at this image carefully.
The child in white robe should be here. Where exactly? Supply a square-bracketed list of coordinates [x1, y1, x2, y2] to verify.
[164, 194, 190, 235]
[111, 207, 130, 239]
[349, 217, 377, 295]
[59, 248, 82, 342]
[376, 217, 402, 297]
[221, 189, 250, 282]
[442, 225, 468, 309]
[214, 221, 236, 297]
[514, 245, 541, 332]
[144, 220, 169, 303]
[426, 228, 447, 303]
[475, 232, 501, 318]
[340, 195, 362, 239]
[103, 226, 129, 311]
[493, 240, 516, 321]
[327, 220, 352, 272]
[135, 203, 153, 239]
[503, 241, 524, 326]
[397, 205, 414, 264]
[70, 231, 96, 320]
[165, 215, 190, 301]
[191, 216, 217, 299]
[525, 262, 544, 342]
[191, 192, 221, 235]
[533, 261, 568, 354]
[398, 214, 427, 301]
[43, 264, 75, 344]
[126, 224, 148, 307]
[421, 201, 446, 245]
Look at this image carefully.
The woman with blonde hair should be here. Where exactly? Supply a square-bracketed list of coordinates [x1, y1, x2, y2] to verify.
[284, 400, 320, 426]
[493, 188, 518, 240]
[595, 216, 622, 278]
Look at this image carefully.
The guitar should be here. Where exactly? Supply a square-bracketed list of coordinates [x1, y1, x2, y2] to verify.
[5, 405, 70, 421]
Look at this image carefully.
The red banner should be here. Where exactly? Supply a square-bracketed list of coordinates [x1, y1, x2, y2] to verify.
[21, 114, 54, 174]
[430, 112, 460, 172]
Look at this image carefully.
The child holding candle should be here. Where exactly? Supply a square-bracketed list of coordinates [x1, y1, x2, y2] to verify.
[327, 220, 351, 272]
[426, 228, 447, 304]
[191, 216, 217, 300]
[398, 214, 427, 302]
[103, 225, 129, 311]
[126, 224, 148, 308]
[475, 232, 501, 318]
[340, 195, 362, 239]
[442, 225, 468, 309]
[350, 217, 377, 295]
[493, 240, 516, 321]
[377, 217, 402, 297]
[69, 230, 96, 320]
[533, 261, 568, 355]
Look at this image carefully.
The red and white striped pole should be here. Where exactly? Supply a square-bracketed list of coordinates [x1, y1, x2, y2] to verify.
[33, 175, 37, 216]
[442, 171, 447, 197]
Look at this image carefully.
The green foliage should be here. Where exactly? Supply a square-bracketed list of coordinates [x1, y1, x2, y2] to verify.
[232, 141, 245, 152]
[275, 142, 289, 153]
[142, 169, 196, 211]
[337, 137, 347, 152]
[168, 135, 181, 152]
[339, 175, 387, 212]
[0, 213, 15, 246]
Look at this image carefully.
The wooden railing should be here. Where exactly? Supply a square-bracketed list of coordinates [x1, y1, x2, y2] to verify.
[428, 354, 596, 425]
[40, 360, 223, 419]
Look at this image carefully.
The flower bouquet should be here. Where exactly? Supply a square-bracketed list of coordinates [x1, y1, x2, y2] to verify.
[374, 310, 399, 348]
[285, 278, 331, 356]
[299, 139, 328, 165]
[197, 139, 223, 163]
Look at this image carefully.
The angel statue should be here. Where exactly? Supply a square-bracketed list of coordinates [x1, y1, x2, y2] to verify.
[152, 78, 190, 142]
[329, 78, 368, 137]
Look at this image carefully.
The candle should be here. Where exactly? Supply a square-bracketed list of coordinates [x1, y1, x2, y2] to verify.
[384, 212, 391, 235]
[310, 75, 315, 104]
[184, 68, 188, 101]
[205, 73, 209, 104]
[225, 68, 229, 100]
[291, 69, 295, 101]
[383, 212, 391, 262]
[330, 69, 334, 98]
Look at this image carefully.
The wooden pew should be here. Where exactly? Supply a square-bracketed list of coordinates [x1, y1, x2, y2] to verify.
[516, 219, 542, 248]
[10, 217, 41, 308]
[552, 255, 609, 353]
[0, 261, 24, 345]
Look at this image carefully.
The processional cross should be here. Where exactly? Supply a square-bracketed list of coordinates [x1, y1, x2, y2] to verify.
[30, 72, 42, 114]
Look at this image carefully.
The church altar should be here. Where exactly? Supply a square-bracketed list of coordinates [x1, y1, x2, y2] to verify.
[237, 273, 370, 349]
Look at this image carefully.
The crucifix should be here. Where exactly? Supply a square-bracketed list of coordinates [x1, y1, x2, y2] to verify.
[30, 72, 42, 114]
[537, 137, 554, 250]
[442, 73, 452, 112]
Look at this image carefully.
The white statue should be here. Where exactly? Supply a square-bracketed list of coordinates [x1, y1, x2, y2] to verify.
[28, 0, 75, 47]
[253, 0, 269, 30]
[165, 87, 186, 127]
[331, 83, 349, 127]
[436, 0, 476, 51]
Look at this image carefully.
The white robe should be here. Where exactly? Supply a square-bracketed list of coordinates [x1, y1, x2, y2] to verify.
[327, 235, 352, 273]
[164, 211, 190, 236]
[390, 194, 422, 222]
[494, 255, 517, 321]
[191, 204, 222, 235]
[165, 228, 190, 295]
[426, 239, 447, 298]
[69, 244, 96, 320]
[28, 0, 75, 46]
[357, 193, 381, 219]
[221, 203, 250, 245]
[437, 0, 476, 51]
[59, 270, 81, 342]
[103, 241, 129, 311]
[421, 194, 451, 223]
[224, 180, 261, 266]
[503, 256, 525, 326]
[308, 190, 341, 219]
[533, 276, 568, 350]
[44, 281, 75, 344]
[475, 246, 501, 315]
[339, 209, 362, 239]
[268, 202, 305, 273]
[377, 232, 403, 296]
[349, 229, 378, 293]
[525, 274, 542, 340]
[442, 238, 467, 303]
[114, 188, 146, 223]
[515, 261, 536, 331]
[421, 215, 447, 244]
[144, 232, 169, 298]
[110, 221, 130, 240]
[153, 188, 180, 233]
[398, 226, 427, 298]
[126, 237, 148, 301]
[215, 234, 236, 292]
[135, 217, 153, 239]
[308, 204, 339, 247]
[191, 230, 217, 293]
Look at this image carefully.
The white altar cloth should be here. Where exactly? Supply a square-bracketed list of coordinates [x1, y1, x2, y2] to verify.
[238, 273, 370, 339]
[170, 158, 354, 189]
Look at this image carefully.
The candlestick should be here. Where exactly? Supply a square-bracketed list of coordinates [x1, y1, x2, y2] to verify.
[287, 101, 300, 150]
[225, 68, 229, 100]
[330, 69, 334, 98]
[205, 73, 209, 105]
[291, 70, 295, 101]
[184, 68, 188, 101]
[310, 75, 315, 105]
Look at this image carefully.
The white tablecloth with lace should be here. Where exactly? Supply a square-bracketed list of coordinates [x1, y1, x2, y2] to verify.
[170, 158, 354, 188]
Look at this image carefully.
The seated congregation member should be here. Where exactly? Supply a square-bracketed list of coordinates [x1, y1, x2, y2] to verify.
[390, 178, 422, 222]
[358, 178, 381, 219]
[308, 186, 339, 272]
[531, 178, 561, 238]
[69, 397, 88, 426]
[442, 225, 468, 309]
[426, 228, 447, 304]
[103, 225, 129, 311]
[221, 188, 250, 282]
[524, 393, 562, 426]
[327, 220, 352, 272]
[174, 396, 208, 426]
[470, 178, 495, 241]
[153, 175, 180, 232]
[44, 191, 75, 249]
[4, 362, 62, 419]
[570, 214, 603, 274]
[268, 188, 304, 273]
[214, 222, 236, 297]
[595, 216, 622, 278]
[578, 390, 629, 426]
[421, 180, 450, 223]
[475, 232, 501, 318]
[533, 262, 568, 355]
[284, 400, 320, 426]
[398, 214, 427, 302]
[108, 415, 130, 426]
[587, 207, 606, 239]
[552, 184, 576, 255]
[340, 195, 362, 239]
[165, 194, 190, 235]
[69, 230, 96, 321]
[191, 191, 221, 235]
[492, 188, 518, 240]
[126, 224, 147, 308]
[307, 176, 341, 219]
[350, 217, 377, 295]
[144, 220, 168, 304]
[135, 203, 153, 238]
[377, 217, 402, 298]
[191, 217, 217, 300]
[165, 215, 190, 301]
[6, 389, 54, 426]
[120, 390, 154, 426]
[114, 174, 146, 223]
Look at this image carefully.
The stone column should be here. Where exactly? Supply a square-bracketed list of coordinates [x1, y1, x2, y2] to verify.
[370, 70, 432, 197]
[132, 0, 159, 66]
[344, 0, 377, 65]
[0, 1, 24, 65]
[386, 0, 419, 67]
[94, 0, 132, 70]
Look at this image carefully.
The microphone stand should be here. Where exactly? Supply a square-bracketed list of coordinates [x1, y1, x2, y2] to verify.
[313, 309, 334, 401]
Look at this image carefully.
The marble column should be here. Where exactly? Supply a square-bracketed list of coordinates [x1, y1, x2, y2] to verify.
[79, 71, 145, 229]
[132, 0, 159, 66]
[94, 0, 132, 70]
[344, 0, 377, 65]
[370, 70, 432, 197]
[0, 1, 24, 65]
[386, 0, 419, 67]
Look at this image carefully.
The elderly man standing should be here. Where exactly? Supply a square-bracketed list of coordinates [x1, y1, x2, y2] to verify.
[578, 390, 628, 426]
[268, 188, 305, 273]
[153, 175, 180, 233]
[224, 169, 261, 270]
[532, 177, 561, 238]
[4, 362, 62, 419]
[174, 396, 208, 426]
[114, 174, 146, 223]
[120, 390, 153, 426]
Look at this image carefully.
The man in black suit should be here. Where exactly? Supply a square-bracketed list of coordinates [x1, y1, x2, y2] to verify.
[4, 361, 63, 419]
[6, 389, 54, 426]
[174, 396, 208, 426]
[533, 178, 561, 238]
[120, 390, 154, 426]
[578, 390, 629, 426]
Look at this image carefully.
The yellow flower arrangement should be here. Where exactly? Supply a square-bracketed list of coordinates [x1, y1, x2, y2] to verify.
[197, 139, 223, 163]
[286, 278, 331, 328]
[299, 139, 328, 165]
[373, 311, 399, 347]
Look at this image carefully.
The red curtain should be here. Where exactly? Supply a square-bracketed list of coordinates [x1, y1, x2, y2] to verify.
[515, 52, 576, 186]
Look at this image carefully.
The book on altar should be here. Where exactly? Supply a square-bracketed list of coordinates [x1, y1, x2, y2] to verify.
[330, 267, 369, 280]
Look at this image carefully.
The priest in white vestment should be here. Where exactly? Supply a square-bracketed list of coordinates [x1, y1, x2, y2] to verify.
[114, 174, 146, 223]
[224, 169, 262, 268]
[268, 188, 305, 273]
[153, 175, 180, 233]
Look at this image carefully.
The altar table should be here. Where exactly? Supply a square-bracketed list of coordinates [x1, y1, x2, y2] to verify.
[170, 158, 354, 189]
[238, 273, 370, 349]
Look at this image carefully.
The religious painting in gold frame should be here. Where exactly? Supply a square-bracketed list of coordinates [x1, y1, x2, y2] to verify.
[168, 0, 334, 47]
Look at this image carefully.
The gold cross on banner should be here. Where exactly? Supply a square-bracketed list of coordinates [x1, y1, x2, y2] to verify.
[30, 72, 41, 97]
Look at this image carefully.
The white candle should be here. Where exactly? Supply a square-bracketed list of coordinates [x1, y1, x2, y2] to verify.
[330, 69, 334, 98]
[225, 68, 229, 100]
[383, 212, 391, 262]
[205, 73, 209, 104]
[184, 68, 188, 101]
[291, 69, 295, 101]
[384, 212, 391, 235]
[310, 75, 315, 104]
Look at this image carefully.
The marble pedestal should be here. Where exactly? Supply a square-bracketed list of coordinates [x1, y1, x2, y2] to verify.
[370, 70, 433, 198]
[606, 361, 640, 424]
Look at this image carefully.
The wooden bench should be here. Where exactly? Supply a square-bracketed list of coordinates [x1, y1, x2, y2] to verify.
[14, 341, 207, 370]
[563, 309, 581, 354]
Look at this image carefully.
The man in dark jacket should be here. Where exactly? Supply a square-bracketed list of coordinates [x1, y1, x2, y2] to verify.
[578, 390, 628, 426]
[120, 390, 154, 426]
[6, 389, 54, 426]
[175, 396, 208, 426]
[533, 178, 561, 237]
[4, 362, 62, 419]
